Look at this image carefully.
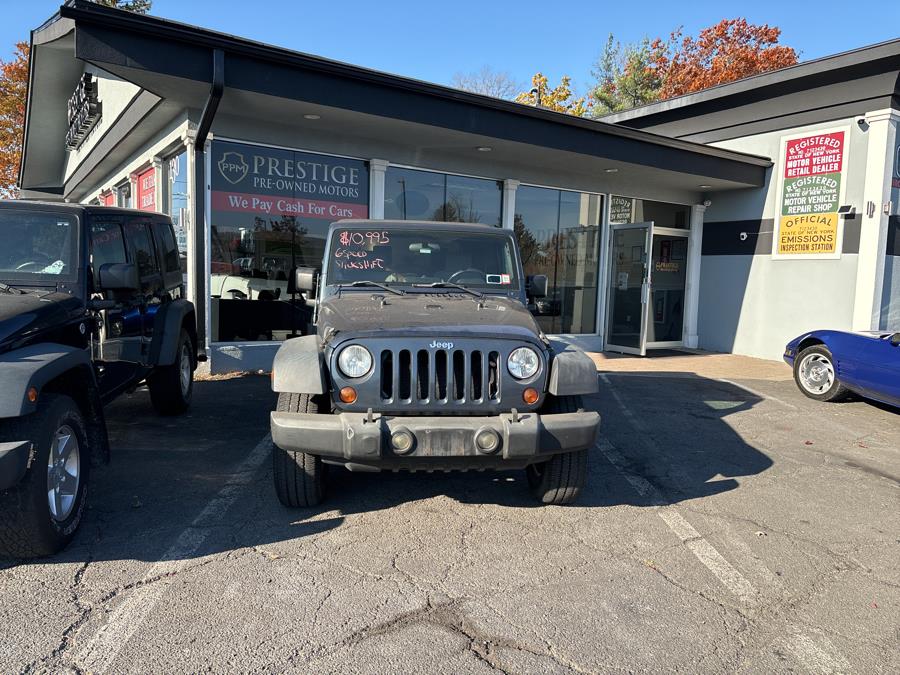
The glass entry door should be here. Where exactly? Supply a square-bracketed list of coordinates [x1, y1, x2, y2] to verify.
[646, 228, 689, 349]
[606, 223, 689, 355]
[606, 222, 652, 355]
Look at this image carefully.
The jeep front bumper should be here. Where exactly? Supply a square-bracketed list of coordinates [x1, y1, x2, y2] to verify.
[270, 410, 600, 469]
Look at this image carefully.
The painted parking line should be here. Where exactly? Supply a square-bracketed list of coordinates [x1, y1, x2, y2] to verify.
[598, 374, 758, 604]
[75, 433, 273, 673]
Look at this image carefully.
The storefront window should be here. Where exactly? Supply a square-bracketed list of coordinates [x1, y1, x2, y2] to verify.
[209, 140, 369, 342]
[167, 151, 188, 255]
[515, 185, 603, 334]
[609, 196, 690, 228]
[115, 181, 132, 209]
[384, 167, 502, 226]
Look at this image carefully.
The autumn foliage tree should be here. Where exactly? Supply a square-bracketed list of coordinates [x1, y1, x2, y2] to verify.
[654, 19, 798, 99]
[587, 18, 798, 116]
[0, 42, 28, 199]
[515, 73, 587, 116]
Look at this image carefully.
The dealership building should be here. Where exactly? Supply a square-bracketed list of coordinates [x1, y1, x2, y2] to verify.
[18, 1, 900, 371]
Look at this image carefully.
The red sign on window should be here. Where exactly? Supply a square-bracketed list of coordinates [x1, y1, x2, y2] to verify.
[136, 167, 156, 212]
[100, 191, 115, 207]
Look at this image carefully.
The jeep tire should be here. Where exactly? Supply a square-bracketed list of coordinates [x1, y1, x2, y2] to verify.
[148, 329, 194, 416]
[0, 394, 90, 559]
[273, 392, 327, 507]
[526, 395, 587, 505]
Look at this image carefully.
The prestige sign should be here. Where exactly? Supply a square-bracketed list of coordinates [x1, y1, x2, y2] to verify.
[66, 73, 102, 150]
[774, 129, 848, 258]
[211, 140, 369, 219]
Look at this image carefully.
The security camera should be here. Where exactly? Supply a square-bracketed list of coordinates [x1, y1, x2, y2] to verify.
[856, 117, 869, 131]
[702, 199, 712, 208]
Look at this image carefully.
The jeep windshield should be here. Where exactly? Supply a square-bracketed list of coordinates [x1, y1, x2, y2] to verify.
[327, 227, 519, 291]
[0, 210, 78, 284]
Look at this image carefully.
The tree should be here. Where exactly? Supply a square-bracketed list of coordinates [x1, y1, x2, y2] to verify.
[589, 34, 669, 116]
[653, 19, 798, 99]
[92, 0, 152, 11]
[451, 66, 520, 100]
[0, 42, 28, 199]
[0, 2, 152, 197]
[515, 73, 587, 117]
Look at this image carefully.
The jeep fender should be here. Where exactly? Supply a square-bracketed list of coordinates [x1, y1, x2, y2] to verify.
[0, 343, 96, 418]
[151, 299, 196, 366]
[271, 334, 327, 395]
[548, 344, 599, 396]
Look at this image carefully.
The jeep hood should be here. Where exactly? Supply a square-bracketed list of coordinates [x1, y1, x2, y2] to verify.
[317, 292, 544, 341]
[0, 292, 82, 349]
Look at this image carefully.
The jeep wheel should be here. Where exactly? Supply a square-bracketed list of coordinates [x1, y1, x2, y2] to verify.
[273, 393, 327, 507]
[0, 394, 90, 558]
[148, 329, 194, 416]
[526, 395, 587, 505]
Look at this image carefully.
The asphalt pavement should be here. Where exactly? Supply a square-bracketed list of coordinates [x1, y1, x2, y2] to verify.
[1, 366, 898, 673]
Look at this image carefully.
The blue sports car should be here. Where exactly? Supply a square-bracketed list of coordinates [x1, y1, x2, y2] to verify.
[784, 330, 900, 408]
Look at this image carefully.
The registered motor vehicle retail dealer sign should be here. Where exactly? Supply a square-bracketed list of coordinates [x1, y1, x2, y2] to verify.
[773, 128, 848, 259]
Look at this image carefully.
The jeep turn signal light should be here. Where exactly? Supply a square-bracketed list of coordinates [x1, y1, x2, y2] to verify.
[523, 388, 539, 405]
[26, 387, 38, 404]
[339, 387, 357, 404]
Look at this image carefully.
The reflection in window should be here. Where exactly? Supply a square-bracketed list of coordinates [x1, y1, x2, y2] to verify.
[167, 152, 189, 254]
[515, 186, 602, 334]
[609, 196, 690, 228]
[384, 167, 502, 226]
[208, 140, 369, 342]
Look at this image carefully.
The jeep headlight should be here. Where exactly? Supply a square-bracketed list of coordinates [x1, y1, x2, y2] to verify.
[507, 347, 540, 380]
[338, 344, 372, 378]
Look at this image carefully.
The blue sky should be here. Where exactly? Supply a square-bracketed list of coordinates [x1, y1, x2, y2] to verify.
[4, 1, 899, 96]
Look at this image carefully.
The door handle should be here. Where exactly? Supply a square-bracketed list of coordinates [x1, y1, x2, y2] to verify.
[641, 282, 650, 304]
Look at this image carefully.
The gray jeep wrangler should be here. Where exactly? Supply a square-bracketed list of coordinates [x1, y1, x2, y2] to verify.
[0, 201, 198, 558]
[270, 220, 600, 506]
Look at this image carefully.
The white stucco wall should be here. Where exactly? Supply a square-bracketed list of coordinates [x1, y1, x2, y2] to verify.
[63, 65, 142, 183]
[698, 116, 870, 360]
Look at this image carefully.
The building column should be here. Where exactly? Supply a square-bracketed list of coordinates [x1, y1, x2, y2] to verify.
[683, 204, 706, 349]
[151, 156, 165, 213]
[182, 131, 199, 315]
[502, 179, 519, 230]
[854, 109, 900, 330]
[368, 159, 388, 219]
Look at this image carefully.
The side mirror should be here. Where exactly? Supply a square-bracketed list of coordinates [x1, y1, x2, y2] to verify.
[290, 267, 319, 295]
[890, 332, 900, 346]
[527, 274, 548, 299]
[98, 263, 139, 292]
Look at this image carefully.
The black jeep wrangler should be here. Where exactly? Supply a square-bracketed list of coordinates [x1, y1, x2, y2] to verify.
[270, 220, 600, 506]
[0, 201, 198, 558]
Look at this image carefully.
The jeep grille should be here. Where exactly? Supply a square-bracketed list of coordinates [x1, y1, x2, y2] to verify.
[380, 347, 501, 405]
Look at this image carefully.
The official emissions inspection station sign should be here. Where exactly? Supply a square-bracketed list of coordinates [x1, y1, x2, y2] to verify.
[774, 129, 848, 259]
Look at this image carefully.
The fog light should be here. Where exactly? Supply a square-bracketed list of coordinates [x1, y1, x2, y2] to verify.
[523, 388, 539, 404]
[475, 427, 500, 454]
[339, 387, 357, 403]
[391, 428, 415, 454]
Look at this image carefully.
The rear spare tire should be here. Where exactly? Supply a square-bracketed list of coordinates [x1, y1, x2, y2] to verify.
[273, 392, 327, 507]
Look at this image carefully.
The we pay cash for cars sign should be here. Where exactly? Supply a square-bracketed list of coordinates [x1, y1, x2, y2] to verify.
[774, 129, 848, 258]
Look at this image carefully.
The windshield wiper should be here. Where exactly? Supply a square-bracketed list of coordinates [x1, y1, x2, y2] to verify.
[416, 281, 483, 298]
[338, 280, 405, 296]
[0, 282, 26, 295]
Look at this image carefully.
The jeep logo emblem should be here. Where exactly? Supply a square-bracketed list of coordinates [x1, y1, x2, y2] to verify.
[429, 340, 454, 349]
[218, 151, 248, 185]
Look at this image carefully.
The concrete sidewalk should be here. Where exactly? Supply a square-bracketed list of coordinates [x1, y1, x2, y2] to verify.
[587, 349, 793, 381]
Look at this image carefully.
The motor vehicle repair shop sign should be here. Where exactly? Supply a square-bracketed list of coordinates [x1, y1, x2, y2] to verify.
[774, 128, 848, 259]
